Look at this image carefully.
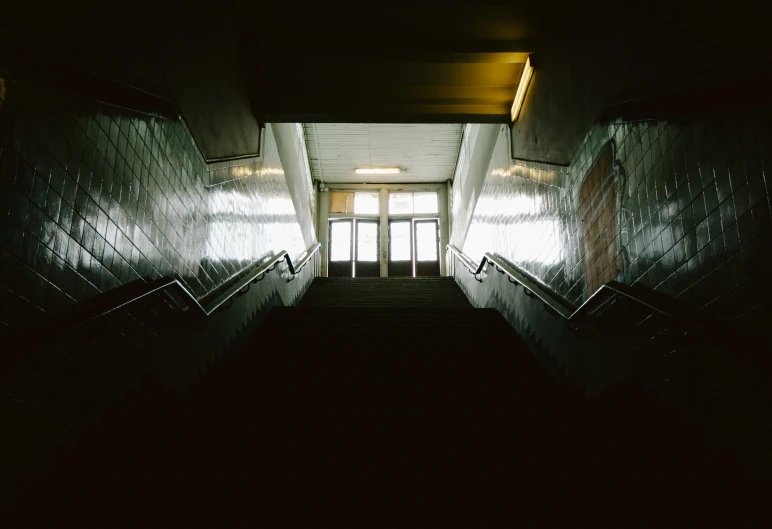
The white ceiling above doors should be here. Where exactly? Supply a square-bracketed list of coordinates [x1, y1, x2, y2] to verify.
[303, 123, 464, 183]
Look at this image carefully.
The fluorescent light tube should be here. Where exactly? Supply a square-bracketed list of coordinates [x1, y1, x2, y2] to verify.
[355, 168, 401, 175]
[510, 56, 534, 122]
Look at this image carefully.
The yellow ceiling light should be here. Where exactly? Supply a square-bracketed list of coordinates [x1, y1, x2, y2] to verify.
[510, 55, 534, 122]
[355, 167, 401, 175]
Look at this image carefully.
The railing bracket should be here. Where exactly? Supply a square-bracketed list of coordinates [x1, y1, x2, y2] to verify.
[219, 298, 234, 311]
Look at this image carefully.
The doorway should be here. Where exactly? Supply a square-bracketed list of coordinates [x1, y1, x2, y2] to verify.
[329, 219, 380, 277]
[319, 185, 449, 277]
[414, 219, 440, 276]
[388, 219, 440, 277]
[388, 221, 413, 277]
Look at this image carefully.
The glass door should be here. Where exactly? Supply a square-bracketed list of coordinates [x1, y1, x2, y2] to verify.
[329, 219, 380, 277]
[414, 219, 440, 276]
[329, 220, 353, 277]
[387, 219, 440, 277]
[355, 220, 379, 277]
[388, 220, 413, 277]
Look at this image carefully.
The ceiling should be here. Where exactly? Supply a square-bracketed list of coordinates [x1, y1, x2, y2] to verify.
[5, 2, 770, 165]
[304, 124, 463, 183]
[240, 4, 535, 123]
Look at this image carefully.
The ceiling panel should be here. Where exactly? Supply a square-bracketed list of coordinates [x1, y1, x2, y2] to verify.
[304, 124, 463, 183]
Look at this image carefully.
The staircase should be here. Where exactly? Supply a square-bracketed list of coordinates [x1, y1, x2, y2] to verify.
[298, 277, 473, 308]
[9, 277, 748, 526]
[180, 276, 588, 524]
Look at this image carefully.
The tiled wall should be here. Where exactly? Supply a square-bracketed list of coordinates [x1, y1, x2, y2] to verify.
[0, 80, 314, 332]
[0, 80, 320, 505]
[455, 114, 772, 474]
[461, 114, 772, 327]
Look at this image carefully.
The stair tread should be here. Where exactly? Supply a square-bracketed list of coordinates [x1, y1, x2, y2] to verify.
[298, 277, 473, 308]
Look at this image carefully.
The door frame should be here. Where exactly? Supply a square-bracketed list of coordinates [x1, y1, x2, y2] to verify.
[387, 219, 415, 277]
[328, 219, 354, 277]
[353, 219, 380, 277]
[318, 183, 449, 277]
[413, 218, 441, 277]
[386, 217, 441, 277]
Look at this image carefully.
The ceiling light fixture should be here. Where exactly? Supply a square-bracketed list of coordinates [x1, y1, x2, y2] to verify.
[510, 55, 534, 122]
[355, 167, 401, 175]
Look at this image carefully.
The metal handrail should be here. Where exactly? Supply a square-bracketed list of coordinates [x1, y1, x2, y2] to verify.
[447, 244, 681, 324]
[286, 243, 320, 276]
[68, 242, 321, 331]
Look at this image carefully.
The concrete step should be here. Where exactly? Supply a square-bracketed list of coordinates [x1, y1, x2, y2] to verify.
[298, 276, 472, 308]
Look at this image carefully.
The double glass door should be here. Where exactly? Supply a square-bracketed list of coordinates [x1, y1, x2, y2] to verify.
[329, 218, 440, 278]
[388, 219, 440, 277]
[328, 219, 379, 277]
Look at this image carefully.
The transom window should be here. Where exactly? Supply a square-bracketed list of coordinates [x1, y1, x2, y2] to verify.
[388, 191, 438, 215]
[330, 191, 380, 214]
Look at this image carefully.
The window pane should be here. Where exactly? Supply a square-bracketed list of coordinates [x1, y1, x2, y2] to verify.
[413, 192, 439, 214]
[415, 222, 438, 261]
[354, 192, 379, 214]
[330, 222, 351, 261]
[390, 222, 411, 261]
[356, 222, 378, 261]
[389, 193, 413, 214]
[330, 192, 354, 213]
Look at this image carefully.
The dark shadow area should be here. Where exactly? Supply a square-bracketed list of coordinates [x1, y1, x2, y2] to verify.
[3, 277, 768, 526]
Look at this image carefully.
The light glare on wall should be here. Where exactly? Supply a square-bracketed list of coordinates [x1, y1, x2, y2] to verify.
[510, 56, 534, 122]
[355, 167, 401, 175]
